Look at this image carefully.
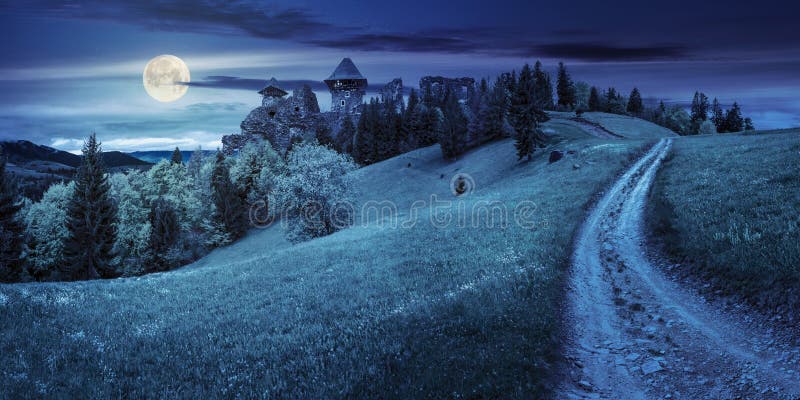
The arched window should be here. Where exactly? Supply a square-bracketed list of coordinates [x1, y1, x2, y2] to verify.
[341, 100, 346, 107]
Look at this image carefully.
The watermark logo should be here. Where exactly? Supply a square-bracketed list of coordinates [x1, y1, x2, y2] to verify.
[248, 172, 546, 231]
[450, 173, 476, 196]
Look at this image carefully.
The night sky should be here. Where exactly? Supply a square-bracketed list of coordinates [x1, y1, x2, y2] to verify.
[2, 0, 799, 152]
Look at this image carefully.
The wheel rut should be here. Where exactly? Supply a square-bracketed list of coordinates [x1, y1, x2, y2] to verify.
[557, 139, 800, 399]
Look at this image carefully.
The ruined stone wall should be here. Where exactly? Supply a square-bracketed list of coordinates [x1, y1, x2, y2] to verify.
[419, 76, 476, 103]
[223, 84, 325, 156]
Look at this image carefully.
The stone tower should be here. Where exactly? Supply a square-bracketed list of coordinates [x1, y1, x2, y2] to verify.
[258, 77, 288, 107]
[324, 58, 367, 115]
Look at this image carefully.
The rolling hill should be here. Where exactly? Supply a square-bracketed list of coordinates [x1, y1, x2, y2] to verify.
[1, 140, 151, 169]
[647, 128, 800, 322]
[0, 119, 654, 398]
[6, 115, 792, 398]
[1, 140, 152, 199]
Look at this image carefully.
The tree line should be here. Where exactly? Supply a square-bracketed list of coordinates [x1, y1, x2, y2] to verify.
[583, 85, 754, 135]
[331, 60, 581, 164]
[0, 134, 356, 282]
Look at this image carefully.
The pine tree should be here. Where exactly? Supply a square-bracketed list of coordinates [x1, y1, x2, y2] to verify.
[211, 152, 248, 243]
[690, 92, 710, 133]
[556, 62, 576, 109]
[724, 102, 744, 132]
[656, 101, 668, 126]
[510, 64, 543, 161]
[468, 85, 490, 145]
[336, 115, 357, 154]
[405, 89, 419, 122]
[533, 61, 554, 110]
[487, 77, 511, 139]
[316, 124, 336, 149]
[0, 152, 24, 282]
[148, 197, 180, 272]
[604, 87, 625, 114]
[354, 106, 374, 164]
[438, 88, 469, 159]
[626, 88, 644, 115]
[588, 86, 601, 112]
[171, 146, 183, 164]
[744, 117, 755, 131]
[711, 98, 725, 132]
[186, 147, 205, 181]
[63, 134, 117, 280]
[375, 99, 399, 161]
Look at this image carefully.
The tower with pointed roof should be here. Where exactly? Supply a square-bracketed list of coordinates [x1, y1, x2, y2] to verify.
[258, 77, 288, 107]
[324, 58, 367, 115]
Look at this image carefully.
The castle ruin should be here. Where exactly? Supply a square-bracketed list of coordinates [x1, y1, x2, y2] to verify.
[223, 58, 373, 156]
[324, 58, 368, 115]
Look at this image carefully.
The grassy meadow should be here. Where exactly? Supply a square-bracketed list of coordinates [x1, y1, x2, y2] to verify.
[0, 119, 652, 399]
[648, 129, 800, 316]
[576, 112, 678, 139]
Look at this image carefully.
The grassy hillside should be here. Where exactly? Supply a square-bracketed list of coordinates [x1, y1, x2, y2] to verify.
[550, 111, 678, 139]
[648, 130, 800, 317]
[0, 127, 651, 398]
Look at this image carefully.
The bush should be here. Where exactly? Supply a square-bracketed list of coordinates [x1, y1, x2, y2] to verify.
[698, 120, 717, 135]
[21, 182, 73, 280]
[274, 142, 357, 243]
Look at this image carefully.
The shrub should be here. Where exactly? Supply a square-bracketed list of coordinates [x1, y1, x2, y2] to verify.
[274, 142, 357, 243]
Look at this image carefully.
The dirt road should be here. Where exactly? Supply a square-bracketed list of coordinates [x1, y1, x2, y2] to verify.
[558, 139, 800, 399]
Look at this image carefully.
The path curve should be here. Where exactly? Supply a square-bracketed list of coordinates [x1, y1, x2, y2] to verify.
[558, 139, 800, 399]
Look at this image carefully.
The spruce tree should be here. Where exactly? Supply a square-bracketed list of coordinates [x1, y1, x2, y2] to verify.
[354, 106, 374, 164]
[148, 197, 180, 272]
[211, 152, 247, 242]
[336, 115, 357, 154]
[588, 86, 601, 112]
[533, 61, 554, 110]
[63, 134, 117, 280]
[484, 77, 510, 141]
[438, 88, 469, 159]
[556, 62, 576, 109]
[468, 85, 490, 145]
[316, 124, 337, 149]
[171, 146, 183, 164]
[418, 105, 440, 147]
[604, 87, 625, 114]
[626, 88, 644, 115]
[0, 152, 24, 282]
[744, 117, 755, 131]
[724, 102, 744, 132]
[690, 92, 710, 133]
[656, 101, 668, 126]
[375, 99, 399, 161]
[510, 64, 543, 161]
[711, 98, 725, 132]
[186, 146, 205, 181]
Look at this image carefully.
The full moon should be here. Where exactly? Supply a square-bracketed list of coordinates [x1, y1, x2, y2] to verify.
[143, 55, 190, 102]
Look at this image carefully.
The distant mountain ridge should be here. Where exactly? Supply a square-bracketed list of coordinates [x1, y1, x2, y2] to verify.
[1, 140, 152, 200]
[0, 140, 151, 168]
[128, 150, 216, 164]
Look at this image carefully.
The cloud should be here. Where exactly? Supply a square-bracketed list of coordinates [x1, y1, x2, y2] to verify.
[11, 1, 341, 40]
[50, 134, 223, 153]
[307, 33, 478, 54]
[183, 102, 248, 112]
[5, 2, 701, 62]
[182, 76, 392, 92]
[532, 43, 689, 61]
